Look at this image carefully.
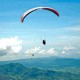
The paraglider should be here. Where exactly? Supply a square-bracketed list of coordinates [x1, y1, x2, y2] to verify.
[32, 53, 34, 56]
[21, 7, 59, 45]
[21, 7, 59, 22]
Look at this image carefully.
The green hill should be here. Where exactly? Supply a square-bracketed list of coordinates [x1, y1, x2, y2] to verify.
[0, 63, 80, 80]
[0, 57, 80, 74]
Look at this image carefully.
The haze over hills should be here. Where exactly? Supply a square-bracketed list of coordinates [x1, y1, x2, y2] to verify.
[0, 57, 80, 68]
[0, 57, 80, 74]
[0, 63, 80, 80]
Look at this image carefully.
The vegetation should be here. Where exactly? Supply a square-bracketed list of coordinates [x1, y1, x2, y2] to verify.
[0, 63, 80, 80]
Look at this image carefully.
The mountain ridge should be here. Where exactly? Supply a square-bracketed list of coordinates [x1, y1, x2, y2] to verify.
[0, 63, 80, 80]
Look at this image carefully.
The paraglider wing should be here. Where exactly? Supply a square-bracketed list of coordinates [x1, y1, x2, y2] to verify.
[21, 7, 59, 22]
[43, 7, 59, 16]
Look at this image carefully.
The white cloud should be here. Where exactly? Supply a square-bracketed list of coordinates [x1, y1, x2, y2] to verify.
[61, 46, 75, 54]
[47, 48, 56, 55]
[39, 50, 46, 54]
[25, 47, 41, 57]
[25, 47, 40, 54]
[63, 46, 75, 51]
[61, 46, 80, 55]
[25, 47, 57, 56]
[62, 51, 66, 54]
[11, 46, 22, 53]
[0, 36, 23, 56]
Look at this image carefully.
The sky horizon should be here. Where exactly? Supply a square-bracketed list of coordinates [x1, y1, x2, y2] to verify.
[0, 0, 80, 61]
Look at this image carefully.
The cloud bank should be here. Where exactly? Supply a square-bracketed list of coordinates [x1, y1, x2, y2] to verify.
[0, 36, 23, 57]
[61, 45, 80, 58]
[25, 47, 57, 57]
[0, 36, 80, 60]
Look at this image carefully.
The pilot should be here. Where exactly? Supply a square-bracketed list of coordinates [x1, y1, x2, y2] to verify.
[42, 40, 46, 45]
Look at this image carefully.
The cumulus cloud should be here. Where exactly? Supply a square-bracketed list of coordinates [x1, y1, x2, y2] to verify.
[61, 46, 80, 58]
[0, 36, 23, 57]
[39, 50, 46, 54]
[47, 48, 56, 55]
[63, 46, 75, 51]
[61, 46, 75, 54]
[62, 51, 66, 54]
[25, 47, 57, 57]
[25, 47, 40, 54]
[0, 49, 7, 56]
[20, 44, 80, 58]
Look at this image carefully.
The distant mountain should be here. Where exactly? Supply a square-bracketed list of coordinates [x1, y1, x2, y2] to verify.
[0, 57, 80, 74]
[0, 57, 80, 68]
[0, 63, 80, 80]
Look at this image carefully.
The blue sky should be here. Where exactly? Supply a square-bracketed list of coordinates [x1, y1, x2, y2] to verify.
[0, 0, 80, 60]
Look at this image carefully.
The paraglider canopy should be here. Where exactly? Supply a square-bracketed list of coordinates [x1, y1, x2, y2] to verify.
[21, 7, 59, 22]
